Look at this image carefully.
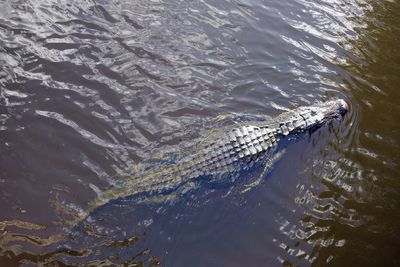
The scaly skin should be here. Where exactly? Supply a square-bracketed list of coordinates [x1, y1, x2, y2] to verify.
[81, 99, 348, 219]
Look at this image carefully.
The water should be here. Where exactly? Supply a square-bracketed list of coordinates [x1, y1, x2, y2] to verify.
[0, 0, 399, 266]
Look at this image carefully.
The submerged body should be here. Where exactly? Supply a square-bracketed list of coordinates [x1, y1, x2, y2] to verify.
[81, 99, 348, 219]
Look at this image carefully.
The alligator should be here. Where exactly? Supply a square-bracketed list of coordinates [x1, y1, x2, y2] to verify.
[72, 98, 348, 222]
[52, 98, 349, 265]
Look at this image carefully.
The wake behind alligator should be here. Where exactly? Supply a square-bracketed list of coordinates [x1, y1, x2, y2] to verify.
[73, 99, 348, 224]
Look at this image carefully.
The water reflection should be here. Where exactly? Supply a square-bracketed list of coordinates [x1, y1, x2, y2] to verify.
[1, 0, 399, 265]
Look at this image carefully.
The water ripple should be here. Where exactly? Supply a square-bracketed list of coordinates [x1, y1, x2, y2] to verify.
[1, 0, 400, 265]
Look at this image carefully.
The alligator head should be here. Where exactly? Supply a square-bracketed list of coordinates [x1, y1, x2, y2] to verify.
[298, 98, 348, 128]
[276, 99, 349, 136]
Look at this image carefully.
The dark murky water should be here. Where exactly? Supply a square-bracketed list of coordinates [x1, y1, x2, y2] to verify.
[1, 0, 399, 266]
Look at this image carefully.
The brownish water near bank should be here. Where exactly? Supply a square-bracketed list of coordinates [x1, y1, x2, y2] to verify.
[0, 0, 399, 266]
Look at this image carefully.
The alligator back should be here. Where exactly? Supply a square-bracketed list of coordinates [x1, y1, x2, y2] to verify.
[85, 122, 282, 217]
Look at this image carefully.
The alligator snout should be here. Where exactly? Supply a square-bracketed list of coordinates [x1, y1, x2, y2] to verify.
[338, 99, 349, 116]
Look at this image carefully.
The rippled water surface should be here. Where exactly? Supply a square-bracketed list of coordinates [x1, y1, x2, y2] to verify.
[1, 0, 399, 266]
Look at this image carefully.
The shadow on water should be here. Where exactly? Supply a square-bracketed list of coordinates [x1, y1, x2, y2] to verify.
[0, 0, 399, 266]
